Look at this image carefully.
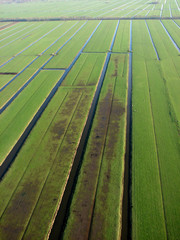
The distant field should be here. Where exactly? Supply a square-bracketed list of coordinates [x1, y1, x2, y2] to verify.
[0, 0, 180, 19]
[0, 1, 180, 239]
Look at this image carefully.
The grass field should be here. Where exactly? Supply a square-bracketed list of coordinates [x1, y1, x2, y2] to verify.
[0, 0, 179, 239]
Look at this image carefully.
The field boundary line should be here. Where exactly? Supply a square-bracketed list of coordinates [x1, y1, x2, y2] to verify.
[1, 17, 180, 21]
[172, 19, 180, 28]
[160, 20, 180, 52]
[169, 4, 172, 18]
[121, 19, 132, 240]
[145, 20, 160, 60]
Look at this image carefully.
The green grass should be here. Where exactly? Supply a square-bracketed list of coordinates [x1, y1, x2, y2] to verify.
[84, 20, 117, 52]
[162, 20, 180, 50]
[132, 20, 167, 240]
[0, 70, 64, 165]
[46, 21, 100, 69]
[0, 55, 51, 108]
[0, 0, 179, 18]
[62, 53, 106, 86]
[0, 75, 14, 88]
[112, 20, 130, 53]
[0, 21, 72, 58]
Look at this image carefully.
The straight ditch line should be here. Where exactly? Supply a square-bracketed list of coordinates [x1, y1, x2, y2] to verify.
[42, 68, 67, 70]
[160, 20, 180, 52]
[172, 19, 180, 28]
[1, 17, 180, 21]
[145, 20, 160, 60]
[121, 19, 132, 240]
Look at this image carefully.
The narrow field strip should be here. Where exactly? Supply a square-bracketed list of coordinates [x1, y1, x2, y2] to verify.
[132, 20, 167, 240]
[83, 21, 117, 52]
[146, 60, 180, 240]
[145, 20, 160, 60]
[160, 20, 180, 51]
[0, 75, 14, 89]
[112, 20, 130, 53]
[144, 60, 168, 238]
[121, 19, 132, 240]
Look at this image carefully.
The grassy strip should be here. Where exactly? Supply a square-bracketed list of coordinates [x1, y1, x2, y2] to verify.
[132, 20, 167, 240]
[0, 70, 64, 165]
[146, 60, 180, 239]
[83, 20, 117, 52]
[112, 20, 130, 53]
[62, 54, 128, 240]
[62, 53, 106, 86]
[0, 56, 36, 73]
[0, 75, 14, 89]
[147, 20, 180, 129]
[146, 20, 178, 59]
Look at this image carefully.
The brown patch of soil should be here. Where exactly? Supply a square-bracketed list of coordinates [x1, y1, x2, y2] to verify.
[0, 178, 40, 239]
[0, 22, 17, 31]
[111, 57, 119, 77]
[0, 72, 17, 75]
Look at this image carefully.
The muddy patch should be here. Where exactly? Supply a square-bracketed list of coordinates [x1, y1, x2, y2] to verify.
[0, 178, 40, 239]
[111, 57, 119, 77]
[0, 72, 17, 75]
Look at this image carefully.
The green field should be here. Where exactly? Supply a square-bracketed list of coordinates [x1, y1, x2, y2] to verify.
[0, 0, 179, 239]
